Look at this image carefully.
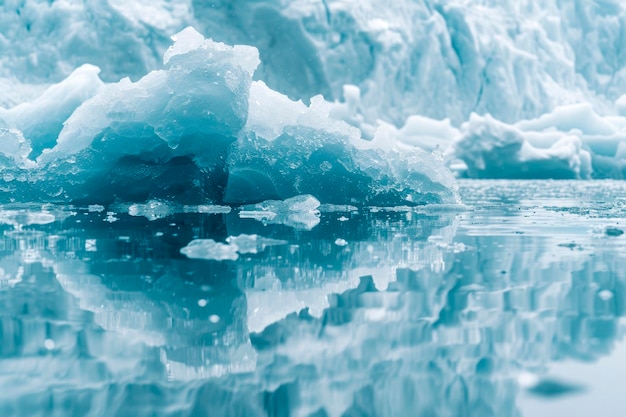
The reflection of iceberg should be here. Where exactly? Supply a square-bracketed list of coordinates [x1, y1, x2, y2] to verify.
[0, 204, 460, 415]
[1, 187, 626, 416]
[241, 209, 459, 332]
[54, 249, 257, 381]
[247, 233, 626, 417]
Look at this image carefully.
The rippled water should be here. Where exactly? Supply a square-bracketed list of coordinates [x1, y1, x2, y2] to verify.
[2, 180, 626, 416]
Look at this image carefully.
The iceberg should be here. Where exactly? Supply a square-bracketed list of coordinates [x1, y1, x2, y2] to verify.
[449, 103, 626, 179]
[451, 113, 592, 179]
[0, 26, 458, 207]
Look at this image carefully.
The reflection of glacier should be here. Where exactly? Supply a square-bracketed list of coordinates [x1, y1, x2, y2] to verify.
[247, 230, 626, 417]
[0, 195, 625, 416]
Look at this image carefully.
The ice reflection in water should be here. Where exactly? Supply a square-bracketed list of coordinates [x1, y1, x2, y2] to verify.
[1, 181, 626, 416]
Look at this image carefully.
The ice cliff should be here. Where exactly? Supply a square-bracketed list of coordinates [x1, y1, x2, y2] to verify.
[3, 0, 626, 192]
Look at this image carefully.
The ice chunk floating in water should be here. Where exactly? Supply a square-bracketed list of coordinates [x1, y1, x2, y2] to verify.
[0, 27, 458, 207]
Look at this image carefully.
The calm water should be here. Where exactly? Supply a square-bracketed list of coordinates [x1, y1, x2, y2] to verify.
[2, 180, 626, 417]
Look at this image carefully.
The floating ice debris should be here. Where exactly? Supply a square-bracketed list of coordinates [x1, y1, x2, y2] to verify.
[183, 205, 232, 214]
[104, 212, 119, 223]
[181, 234, 287, 260]
[598, 290, 614, 301]
[85, 239, 97, 252]
[43, 339, 55, 351]
[0, 210, 55, 229]
[226, 234, 287, 254]
[127, 200, 232, 220]
[239, 195, 321, 230]
[128, 200, 172, 221]
[87, 204, 105, 213]
[180, 239, 239, 261]
[318, 204, 359, 213]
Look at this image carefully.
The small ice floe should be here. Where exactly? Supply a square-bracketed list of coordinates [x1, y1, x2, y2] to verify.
[180, 234, 287, 261]
[334, 238, 348, 247]
[127, 199, 232, 221]
[239, 194, 321, 230]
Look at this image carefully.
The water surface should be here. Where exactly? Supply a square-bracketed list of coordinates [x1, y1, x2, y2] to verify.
[2, 180, 626, 416]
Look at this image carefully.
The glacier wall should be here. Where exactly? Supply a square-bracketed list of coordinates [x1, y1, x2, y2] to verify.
[5, 0, 626, 124]
[194, 0, 626, 126]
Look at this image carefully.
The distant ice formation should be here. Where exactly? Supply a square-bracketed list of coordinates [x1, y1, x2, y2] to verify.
[451, 103, 626, 179]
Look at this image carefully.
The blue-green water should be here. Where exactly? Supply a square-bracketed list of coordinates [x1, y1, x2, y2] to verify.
[2, 180, 626, 417]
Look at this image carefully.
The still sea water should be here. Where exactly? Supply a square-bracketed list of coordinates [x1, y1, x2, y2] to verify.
[1, 180, 626, 417]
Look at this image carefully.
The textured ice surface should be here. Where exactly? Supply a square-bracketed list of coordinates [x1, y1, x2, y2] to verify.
[7, 0, 621, 125]
[187, 0, 626, 129]
[0, 0, 191, 102]
[0, 26, 458, 206]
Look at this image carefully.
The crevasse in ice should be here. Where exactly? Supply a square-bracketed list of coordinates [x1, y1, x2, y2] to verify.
[0, 26, 459, 206]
